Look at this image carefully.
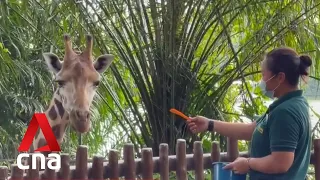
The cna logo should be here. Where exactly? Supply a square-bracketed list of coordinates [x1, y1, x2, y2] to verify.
[17, 113, 61, 170]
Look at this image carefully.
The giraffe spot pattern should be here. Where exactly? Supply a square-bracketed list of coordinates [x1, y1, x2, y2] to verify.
[36, 139, 51, 157]
[52, 124, 61, 139]
[29, 143, 34, 153]
[35, 128, 40, 139]
[54, 98, 65, 117]
[37, 138, 47, 149]
[48, 106, 57, 120]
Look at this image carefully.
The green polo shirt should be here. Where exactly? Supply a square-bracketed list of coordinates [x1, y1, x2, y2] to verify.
[249, 90, 311, 180]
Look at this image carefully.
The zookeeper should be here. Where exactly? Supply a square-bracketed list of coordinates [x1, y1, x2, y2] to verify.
[187, 47, 312, 180]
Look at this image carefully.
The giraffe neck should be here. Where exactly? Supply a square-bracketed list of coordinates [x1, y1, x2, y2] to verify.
[30, 89, 69, 153]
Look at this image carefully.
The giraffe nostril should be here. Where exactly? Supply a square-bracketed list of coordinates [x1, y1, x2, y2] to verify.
[74, 110, 90, 121]
[74, 111, 90, 122]
[75, 111, 81, 119]
[83, 111, 90, 119]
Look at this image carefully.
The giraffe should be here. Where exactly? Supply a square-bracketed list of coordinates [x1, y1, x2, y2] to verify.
[22, 34, 114, 167]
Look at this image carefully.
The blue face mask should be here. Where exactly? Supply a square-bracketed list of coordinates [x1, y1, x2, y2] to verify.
[259, 75, 280, 99]
[259, 80, 275, 99]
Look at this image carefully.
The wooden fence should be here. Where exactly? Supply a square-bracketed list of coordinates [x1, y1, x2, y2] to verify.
[0, 138, 319, 180]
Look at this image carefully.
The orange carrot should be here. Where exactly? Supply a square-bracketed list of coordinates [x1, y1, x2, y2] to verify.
[169, 108, 190, 121]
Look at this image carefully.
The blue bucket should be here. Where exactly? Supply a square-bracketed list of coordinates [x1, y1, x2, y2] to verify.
[212, 162, 247, 180]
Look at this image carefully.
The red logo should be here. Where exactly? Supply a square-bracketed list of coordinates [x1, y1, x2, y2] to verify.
[18, 113, 61, 152]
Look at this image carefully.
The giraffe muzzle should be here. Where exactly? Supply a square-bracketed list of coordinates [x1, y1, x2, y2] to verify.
[70, 110, 91, 133]
[75, 110, 90, 120]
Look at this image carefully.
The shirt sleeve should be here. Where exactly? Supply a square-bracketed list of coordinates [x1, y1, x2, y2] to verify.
[268, 109, 301, 152]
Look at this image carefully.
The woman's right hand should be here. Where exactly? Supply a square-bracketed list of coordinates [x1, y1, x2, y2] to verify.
[187, 116, 210, 134]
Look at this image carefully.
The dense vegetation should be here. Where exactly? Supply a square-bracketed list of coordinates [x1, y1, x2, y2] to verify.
[1, 0, 320, 179]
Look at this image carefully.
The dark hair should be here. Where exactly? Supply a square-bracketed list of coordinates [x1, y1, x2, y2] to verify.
[265, 47, 312, 86]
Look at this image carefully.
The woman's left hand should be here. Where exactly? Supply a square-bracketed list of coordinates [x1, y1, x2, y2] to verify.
[223, 157, 250, 174]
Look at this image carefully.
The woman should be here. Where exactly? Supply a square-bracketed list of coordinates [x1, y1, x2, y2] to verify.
[187, 47, 312, 180]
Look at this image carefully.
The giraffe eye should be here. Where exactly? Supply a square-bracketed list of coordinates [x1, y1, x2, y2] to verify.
[55, 80, 65, 87]
[93, 81, 100, 87]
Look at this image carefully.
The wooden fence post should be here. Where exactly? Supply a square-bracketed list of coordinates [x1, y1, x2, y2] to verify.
[159, 143, 169, 180]
[211, 141, 220, 162]
[90, 156, 104, 180]
[314, 139, 320, 180]
[193, 141, 204, 180]
[9, 165, 23, 180]
[27, 154, 39, 180]
[0, 166, 8, 180]
[124, 143, 136, 179]
[41, 157, 56, 180]
[176, 139, 187, 180]
[141, 148, 153, 180]
[109, 149, 119, 180]
[57, 153, 70, 180]
[73, 145, 88, 179]
[227, 138, 238, 161]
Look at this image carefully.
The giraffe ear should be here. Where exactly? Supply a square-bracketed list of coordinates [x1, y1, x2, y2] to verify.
[94, 54, 114, 73]
[43, 52, 62, 74]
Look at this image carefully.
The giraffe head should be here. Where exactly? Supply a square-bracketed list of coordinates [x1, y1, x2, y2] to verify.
[42, 34, 114, 133]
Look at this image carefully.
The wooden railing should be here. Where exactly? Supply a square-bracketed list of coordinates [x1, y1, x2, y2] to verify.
[0, 138, 319, 180]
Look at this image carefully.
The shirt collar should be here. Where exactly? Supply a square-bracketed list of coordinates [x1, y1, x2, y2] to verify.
[267, 90, 303, 113]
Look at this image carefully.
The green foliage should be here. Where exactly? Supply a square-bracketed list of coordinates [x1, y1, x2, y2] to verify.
[77, 0, 320, 156]
[0, 1, 320, 179]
